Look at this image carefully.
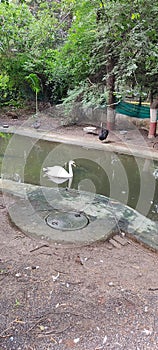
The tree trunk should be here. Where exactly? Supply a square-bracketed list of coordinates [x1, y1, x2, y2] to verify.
[35, 91, 38, 115]
[106, 56, 116, 130]
[148, 98, 158, 138]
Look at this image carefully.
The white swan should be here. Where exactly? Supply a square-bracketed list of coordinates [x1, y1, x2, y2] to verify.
[153, 169, 158, 179]
[45, 173, 73, 189]
[43, 160, 76, 181]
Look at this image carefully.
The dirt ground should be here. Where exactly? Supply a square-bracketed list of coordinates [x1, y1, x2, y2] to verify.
[1, 109, 158, 350]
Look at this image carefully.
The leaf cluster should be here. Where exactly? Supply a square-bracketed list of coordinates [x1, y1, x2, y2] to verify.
[0, 0, 158, 108]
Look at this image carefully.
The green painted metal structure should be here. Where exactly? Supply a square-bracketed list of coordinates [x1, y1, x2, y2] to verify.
[116, 101, 150, 119]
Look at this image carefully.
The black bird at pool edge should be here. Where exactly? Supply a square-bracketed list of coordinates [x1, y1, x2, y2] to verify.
[99, 122, 109, 141]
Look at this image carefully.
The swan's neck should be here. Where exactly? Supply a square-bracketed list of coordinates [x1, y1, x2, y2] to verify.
[68, 162, 73, 177]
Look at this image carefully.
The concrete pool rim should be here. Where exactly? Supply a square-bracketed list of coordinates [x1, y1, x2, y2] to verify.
[1, 180, 158, 250]
[1, 125, 158, 161]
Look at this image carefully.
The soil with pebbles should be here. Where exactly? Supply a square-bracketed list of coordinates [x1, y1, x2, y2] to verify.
[1, 110, 158, 350]
[1, 193, 158, 350]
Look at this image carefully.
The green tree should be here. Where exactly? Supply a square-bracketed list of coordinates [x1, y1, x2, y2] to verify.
[1, 0, 158, 125]
[57, 0, 158, 128]
[0, 1, 61, 104]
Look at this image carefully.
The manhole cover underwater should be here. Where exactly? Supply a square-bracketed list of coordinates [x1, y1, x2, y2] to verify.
[45, 210, 89, 231]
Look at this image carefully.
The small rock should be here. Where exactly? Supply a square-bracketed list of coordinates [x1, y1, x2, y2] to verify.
[32, 266, 39, 270]
[142, 328, 153, 336]
[3, 124, 9, 128]
[109, 238, 121, 249]
[113, 235, 128, 246]
[74, 338, 80, 344]
[15, 273, 21, 277]
[108, 281, 114, 287]
[52, 272, 60, 282]
[103, 335, 107, 344]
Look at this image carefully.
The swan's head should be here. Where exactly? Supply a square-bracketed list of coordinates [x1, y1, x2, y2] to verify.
[69, 160, 76, 167]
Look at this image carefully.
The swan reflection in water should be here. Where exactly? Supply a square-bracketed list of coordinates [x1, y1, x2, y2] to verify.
[43, 160, 76, 189]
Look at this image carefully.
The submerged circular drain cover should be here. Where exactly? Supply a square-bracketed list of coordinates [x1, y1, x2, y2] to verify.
[45, 211, 89, 231]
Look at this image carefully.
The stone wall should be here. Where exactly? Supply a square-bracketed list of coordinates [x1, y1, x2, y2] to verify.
[45, 103, 150, 129]
[45, 103, 107, 126]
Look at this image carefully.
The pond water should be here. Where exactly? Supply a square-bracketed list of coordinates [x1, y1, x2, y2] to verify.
[0, 133, 158, 221]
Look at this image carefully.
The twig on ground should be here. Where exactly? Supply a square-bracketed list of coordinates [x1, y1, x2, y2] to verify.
[53, 268, 68, 275]
[38, 323, 72, 336]
[0, 333, 13, 339]
[39, 252, 52, 256]
[30, 244, 50, 253]
[26, 316, 48, 334]
[0, 318, 25, 338]
[148, 287, 158, 291]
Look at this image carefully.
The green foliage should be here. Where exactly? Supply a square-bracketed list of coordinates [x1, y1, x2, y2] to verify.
[0, 1, 60, 104]
[63, 80, 108, 113]
[25, 73, 41, 113]
[55, 0, 157, 105]
[0, 133, 12, 140]
[15, 299, 20, 307]
[0, 2, 34, 102]
[25, 73, 41, 94]
[0, 0, 158, 108]
[109, 0, 158, 98]
[0, 73, 9, 103]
